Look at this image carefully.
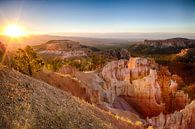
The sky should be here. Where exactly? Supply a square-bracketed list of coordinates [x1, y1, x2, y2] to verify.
[0, 0, 195, 37]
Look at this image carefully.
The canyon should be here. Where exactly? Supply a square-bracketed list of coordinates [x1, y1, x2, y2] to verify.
[0, 38, 195, 129]
[33, 56, 194, 128]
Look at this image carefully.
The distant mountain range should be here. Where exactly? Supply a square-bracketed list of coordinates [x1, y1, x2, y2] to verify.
[129, 38, 195, 55]
[143, 38, 195, 48]
[0, 35, 131, 47]
[51, 32, 195, 39]
[0, 34, 195, 48]
[0, 34, 195, 53]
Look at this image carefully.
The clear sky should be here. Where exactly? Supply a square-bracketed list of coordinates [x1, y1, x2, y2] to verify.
[0, 0, 195, 35]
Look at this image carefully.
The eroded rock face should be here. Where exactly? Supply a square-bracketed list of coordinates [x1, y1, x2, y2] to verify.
[101, 57, 190, 117]
[58, 66, 106, 104]
[147, 100, 195, 129]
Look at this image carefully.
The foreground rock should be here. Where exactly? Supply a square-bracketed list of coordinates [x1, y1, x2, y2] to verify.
[0, 65, 143, 129]
[147, 100, 195, 129]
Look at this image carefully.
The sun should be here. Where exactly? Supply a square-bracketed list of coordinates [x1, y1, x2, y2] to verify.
[4, 24, 26, 37]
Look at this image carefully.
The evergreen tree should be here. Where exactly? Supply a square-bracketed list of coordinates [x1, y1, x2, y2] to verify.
[13, 46, 44, 75]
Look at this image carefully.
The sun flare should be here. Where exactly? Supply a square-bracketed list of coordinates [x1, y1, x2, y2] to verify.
[4, 24, 26, 37]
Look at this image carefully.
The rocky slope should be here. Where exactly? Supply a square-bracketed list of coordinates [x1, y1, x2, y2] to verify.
[0, 65, 144, 129]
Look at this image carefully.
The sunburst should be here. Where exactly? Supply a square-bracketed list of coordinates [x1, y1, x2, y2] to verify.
[4, 24, 26, 37]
